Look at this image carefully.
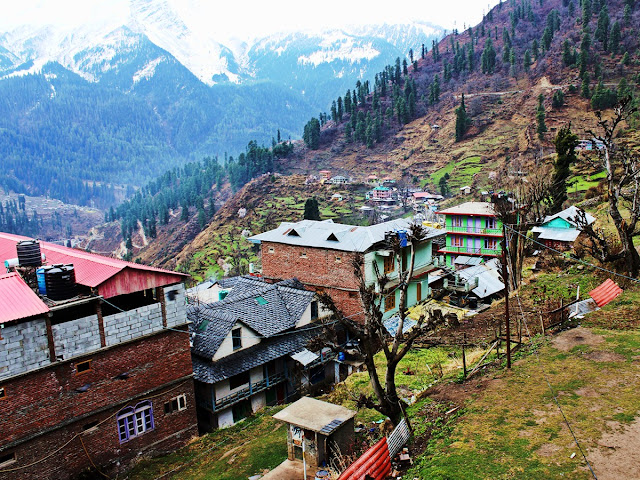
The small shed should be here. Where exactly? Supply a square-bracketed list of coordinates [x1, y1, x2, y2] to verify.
[273, 397, 356, 472]
[459, 186, 472, 195]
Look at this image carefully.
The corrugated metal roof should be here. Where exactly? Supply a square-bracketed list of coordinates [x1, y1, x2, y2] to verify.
[458, 258, 504, 299]
[0, 232, 186, 291]
[436, 201, 496, 217]
[338, 438, 391, 480]
[534, 227, 581, 242]
[0, 272, 49, 324]
[248, 218, 442, 252]
[589, 279, 623, 307]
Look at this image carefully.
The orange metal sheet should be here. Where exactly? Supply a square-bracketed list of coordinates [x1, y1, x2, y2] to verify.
[0, 272, 49, 324]
[338, 438, 391, 480]
[589, 278, 623, 307]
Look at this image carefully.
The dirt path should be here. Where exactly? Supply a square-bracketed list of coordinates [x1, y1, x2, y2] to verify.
[589, 418, 640, 480]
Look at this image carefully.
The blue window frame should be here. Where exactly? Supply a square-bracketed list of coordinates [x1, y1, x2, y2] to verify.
[117, 401, 154, 443]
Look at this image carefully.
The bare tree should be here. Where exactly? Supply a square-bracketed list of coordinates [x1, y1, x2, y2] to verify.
[577, 98, 640, 277]
[312, 224, 445, 426]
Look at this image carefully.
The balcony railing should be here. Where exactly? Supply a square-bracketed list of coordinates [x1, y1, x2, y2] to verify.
[440, 246, 501, 256]
[198, 372, 287, 412]
[448, 226, 502, 235]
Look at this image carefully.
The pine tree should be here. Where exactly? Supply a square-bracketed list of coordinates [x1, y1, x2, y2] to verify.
[524, 49, 532, 71]
[581, 73, 591, 98]
[455, 94, 471, 142]
[481, 38, 496, 74]
[536, 94, 547, 140]
[595, 4, 610, 51]
[610, 21, 621, 54]
[550, 124, 578, 213]
[303, 197, 321, 220]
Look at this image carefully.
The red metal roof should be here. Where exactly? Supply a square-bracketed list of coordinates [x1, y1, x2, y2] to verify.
[589, 279, 623, 307]
[0, 272, 49, 324]
[338, 438, 391, 480]
[0, 232, 187, 298]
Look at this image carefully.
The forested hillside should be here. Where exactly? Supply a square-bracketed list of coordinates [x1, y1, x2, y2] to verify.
[89, 0, 640, 279]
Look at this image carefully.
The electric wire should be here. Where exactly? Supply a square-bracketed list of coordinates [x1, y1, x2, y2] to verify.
[506, 240, 599, 479]
[504, 224, 640, 284]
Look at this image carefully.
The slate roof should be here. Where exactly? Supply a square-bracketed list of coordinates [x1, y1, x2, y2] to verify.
[248, 218, 442, 253]
[542, 206, 595, 227]
[188, 276, 315, 359]
[192, 327, 318, 383]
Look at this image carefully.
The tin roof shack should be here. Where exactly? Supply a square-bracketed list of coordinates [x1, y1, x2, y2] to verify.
[531, 206, 596, 251]
[274, 397, 356, 474]
[0, 233, 197, 480]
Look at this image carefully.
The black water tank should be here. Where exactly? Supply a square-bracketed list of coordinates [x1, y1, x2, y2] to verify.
[44, 264, 77, 300]
[16, 240, 42, 267]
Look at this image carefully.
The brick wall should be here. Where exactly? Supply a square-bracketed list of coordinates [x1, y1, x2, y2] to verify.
[0, 378, 197, 480]
[53, 315, 101, 360]
[0, 319, 50, 380]
[261, 243, 363, 319]
[0, 328, 198, 480]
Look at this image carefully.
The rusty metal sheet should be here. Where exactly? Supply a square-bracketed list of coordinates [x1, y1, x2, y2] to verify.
[338, 438, 391, 480]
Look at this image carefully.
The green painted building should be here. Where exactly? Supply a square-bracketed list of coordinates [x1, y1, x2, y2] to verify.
[436, 202, 503, 267]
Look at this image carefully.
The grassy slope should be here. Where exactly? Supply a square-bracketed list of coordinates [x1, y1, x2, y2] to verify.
[410, 328, 640, 480]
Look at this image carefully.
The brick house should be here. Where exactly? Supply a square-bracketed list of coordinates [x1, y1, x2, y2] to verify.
[189, 276, 336, 431]
[248, 219, 444, 321]
[436, 202, 504, 267]
[0, 232, 197, 480]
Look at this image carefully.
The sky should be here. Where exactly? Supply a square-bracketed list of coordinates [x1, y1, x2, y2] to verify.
[0, 0, 502, 40]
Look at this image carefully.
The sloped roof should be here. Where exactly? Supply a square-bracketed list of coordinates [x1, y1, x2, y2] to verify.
[192, 327, 318, 383]
[436, 202, 496, 216]
[188, 277, 315, 358]
[457, 258, 504, 299]
[248, 219, 442, 253]
[0, 232, 186, 291]
[533, 227, 581, 242]
[273, 397, 356, 432]
[542, 206, 595, 227]
[0, 272, 50, 324]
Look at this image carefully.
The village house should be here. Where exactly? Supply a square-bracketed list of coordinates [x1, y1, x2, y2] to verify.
[372, 186, 393, 200]
[186, 276, 240, 304]
[531, 206, 596, 250]
[0, 233, 196, 480]
[248, 219, 444, 322]
[318, 170, 332, 182]
[330, 175, 351, 185]
[189, 276, 337, 431]
[436, 202, 503, 267]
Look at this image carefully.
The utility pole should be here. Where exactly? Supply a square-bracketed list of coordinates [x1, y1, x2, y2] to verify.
[502, 223, 511, 369]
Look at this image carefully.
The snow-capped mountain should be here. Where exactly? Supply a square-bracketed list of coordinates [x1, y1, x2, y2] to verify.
[0, 0, 443, 206]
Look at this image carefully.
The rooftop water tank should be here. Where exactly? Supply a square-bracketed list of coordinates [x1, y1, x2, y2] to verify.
[16, 240, 42, 267]
[44, 264, 77, 301]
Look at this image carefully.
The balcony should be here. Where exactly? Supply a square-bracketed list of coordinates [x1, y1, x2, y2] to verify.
[448, 226, 502, 236]
[439, 246, 501, 256]
[198, 372, 287, 412]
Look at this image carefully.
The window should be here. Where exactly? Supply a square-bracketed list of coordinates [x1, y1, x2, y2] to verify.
[232, 328, 242, 350]
[164, 394, 187, 414]
[229, 371, 250, 390]
[311, 301, 319, 320]
[452, 216, 463, 228]
[335, 255, 341, 263]
[300, 252, 307, 258]
[383, 255, 394, 274]
[117, 401, 154, 443]
[0, 387, 5, 399]
[76, 360, 92, 375]
[268, 247, 275, 254]
[487, 217, 497, 229]
[452, 236, 463, 247]
[484, 239, 497, 250]
[0, 453, 15, 468]
[385, 293, 396, 312]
